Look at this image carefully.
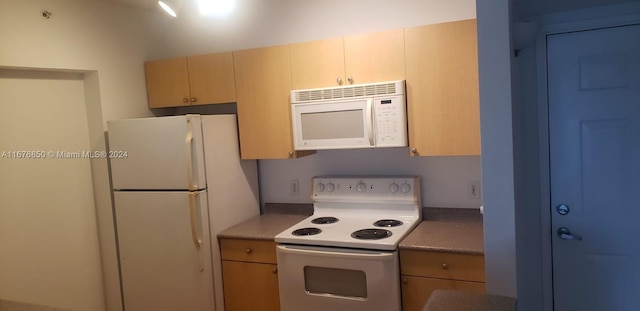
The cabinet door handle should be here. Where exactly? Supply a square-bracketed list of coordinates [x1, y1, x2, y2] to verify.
[245, 248, 252, 254]
[182, 97, 189, 103]
[402, 278, 408, 284]
[272, 267, 278, 274]
[442, 263, 449, 270]
[411, 148, 418, 154]
[288, 151, 294, 158]
[190, 97, 197, 103]
[336, 77, 343, 85]
[347, 77, 353, 84]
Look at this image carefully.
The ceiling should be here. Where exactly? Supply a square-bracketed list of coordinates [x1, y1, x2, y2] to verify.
[107, 0, 640, 19]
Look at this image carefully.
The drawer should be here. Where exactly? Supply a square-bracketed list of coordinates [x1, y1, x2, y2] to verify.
[220, 238, 277, 264]
[399, 250, 485, 282]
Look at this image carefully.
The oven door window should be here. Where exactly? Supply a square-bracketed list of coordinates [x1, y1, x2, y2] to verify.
[304, 266, 367, 299]
[300, 109, 364, 140]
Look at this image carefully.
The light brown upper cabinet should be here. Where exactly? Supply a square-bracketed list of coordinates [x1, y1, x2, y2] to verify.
[344, 28, 406, 85]
[405, 19, 481, 156]
[233, 45, 314, 160]
[144, 52, 236, 108]
[290, 29, 406, 90]
[290, 37, 346, 89]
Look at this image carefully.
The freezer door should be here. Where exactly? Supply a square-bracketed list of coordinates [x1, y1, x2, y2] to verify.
[114, 191, 214, 311]
[108, 115, 206, 190]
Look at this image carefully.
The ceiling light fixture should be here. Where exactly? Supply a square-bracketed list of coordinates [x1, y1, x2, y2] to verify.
[158, 0, 181, 18]
[197, 0, 235, 16]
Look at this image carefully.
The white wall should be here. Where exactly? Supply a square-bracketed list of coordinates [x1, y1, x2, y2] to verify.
[148, 0, 477, 59]
[260, 149, 482, 209]
[476, 0, 518, 298]
[0, 1, 161, 310]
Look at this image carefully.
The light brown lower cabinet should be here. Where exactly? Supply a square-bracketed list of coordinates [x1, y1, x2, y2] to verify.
[220, 238, 280, 311]
[221, 261, 280, 311]
[400, 249, 486, 311]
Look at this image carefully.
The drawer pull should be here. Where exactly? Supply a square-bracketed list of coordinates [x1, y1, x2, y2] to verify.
[442, 263, 449, 270]
[245, 248, 252, 254]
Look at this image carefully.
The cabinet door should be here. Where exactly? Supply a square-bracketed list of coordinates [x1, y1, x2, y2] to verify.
[405, 19, 480, 156]
[145, 57, 191, 108]
[290, 37, 346, 89]
[401, 276, 485, 311]
[222, 261, 280, 311]
[233, 45, 296, 159]
[187, 52, 236, 105]
[344, 28, 406, 85]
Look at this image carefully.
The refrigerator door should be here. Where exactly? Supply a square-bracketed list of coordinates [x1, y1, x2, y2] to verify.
[114, 190, 214, 311]
[108, 115, 206, 190]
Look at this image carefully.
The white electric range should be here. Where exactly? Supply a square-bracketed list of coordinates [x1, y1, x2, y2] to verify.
[275, 176, 421, 311]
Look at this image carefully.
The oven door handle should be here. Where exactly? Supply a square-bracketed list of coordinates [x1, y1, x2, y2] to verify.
[277, 244, 395, 260]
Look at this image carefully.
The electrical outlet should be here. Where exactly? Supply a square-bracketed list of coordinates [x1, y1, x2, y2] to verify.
[467, 180, 481, 200]
[290, 179, 300, 196]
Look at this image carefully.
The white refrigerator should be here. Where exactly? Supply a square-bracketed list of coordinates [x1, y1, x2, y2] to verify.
[108, 114, 260, 311]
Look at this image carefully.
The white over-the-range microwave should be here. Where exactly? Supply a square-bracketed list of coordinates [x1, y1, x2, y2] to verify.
[290, 80, 408, 151]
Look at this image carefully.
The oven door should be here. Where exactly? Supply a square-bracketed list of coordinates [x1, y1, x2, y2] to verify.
[276, 244, 400, 311]
[291, 99, 374, 150]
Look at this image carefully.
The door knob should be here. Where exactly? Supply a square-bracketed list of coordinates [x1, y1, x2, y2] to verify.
[557, 227, 582, 241]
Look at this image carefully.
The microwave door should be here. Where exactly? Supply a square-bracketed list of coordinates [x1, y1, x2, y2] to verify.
[293, 99, 374, 150]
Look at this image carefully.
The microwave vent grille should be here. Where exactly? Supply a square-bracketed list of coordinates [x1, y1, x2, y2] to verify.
[292, 81, 402, 103]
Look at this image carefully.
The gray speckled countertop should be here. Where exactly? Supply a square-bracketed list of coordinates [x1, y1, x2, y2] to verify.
[400, 208, 484, 255]
[217, 205, 484, 255]
[217, 213, 308, 240]
[422, 290, 516, 311]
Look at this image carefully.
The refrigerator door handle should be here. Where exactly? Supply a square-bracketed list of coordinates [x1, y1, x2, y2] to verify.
[185, 129, 197, 191]
[189, 192, 205, 272]
[189, 192, 203, 250]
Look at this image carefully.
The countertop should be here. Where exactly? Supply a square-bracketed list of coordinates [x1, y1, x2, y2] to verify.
[400, 208, 484, 255]
[218, 206, 484, 256]
[422, 290, 516, 311]
[217, 213, 308, 240]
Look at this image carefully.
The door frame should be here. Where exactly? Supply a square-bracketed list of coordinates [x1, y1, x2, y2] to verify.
[533, 8, 640, 311]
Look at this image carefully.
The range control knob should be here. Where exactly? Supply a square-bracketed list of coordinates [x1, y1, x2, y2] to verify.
[389, 183, 400, 193]
[400, 183, 411, 193]
[356, 182, 367, 192]
[316, 183, 325, 192]
[326, 183, 336, 192]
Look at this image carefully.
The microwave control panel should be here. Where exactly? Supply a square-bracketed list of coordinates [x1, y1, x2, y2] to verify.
[373, 95, 408, 147]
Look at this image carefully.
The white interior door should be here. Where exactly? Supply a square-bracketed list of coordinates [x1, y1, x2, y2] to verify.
[0, 70, 104, 310]
[548, 24, 640, 310]
[114, 191, 214, 311]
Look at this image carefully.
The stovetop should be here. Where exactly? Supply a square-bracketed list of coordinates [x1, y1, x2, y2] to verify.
[274, 176, 421, 251]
